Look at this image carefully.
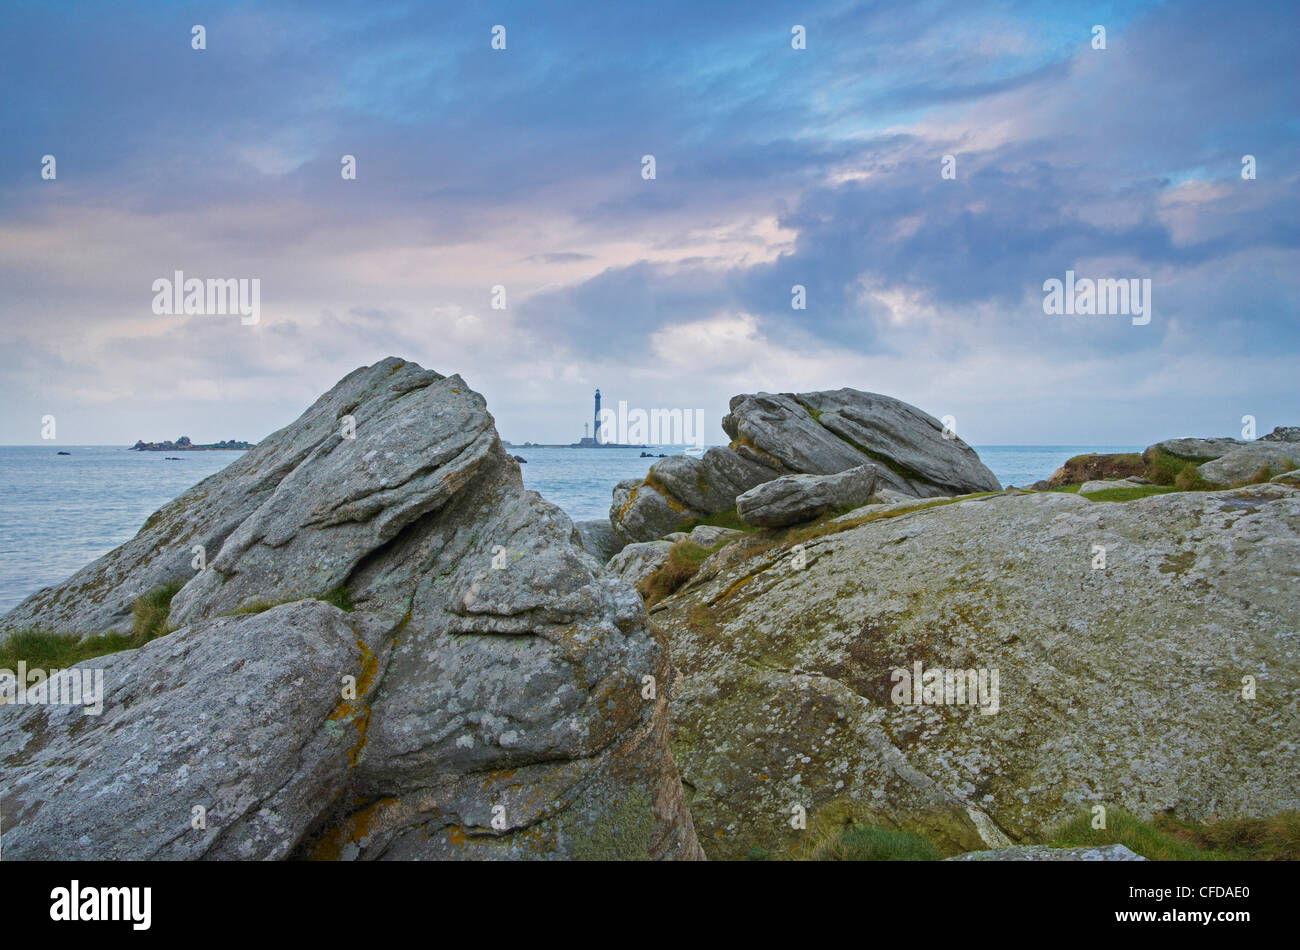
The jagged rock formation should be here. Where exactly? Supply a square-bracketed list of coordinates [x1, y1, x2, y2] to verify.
[1260, 426, 1300, 443]
[3, 361, 454, 637]
[610, 389, 1000, 543]
[652, 485, 1300, 860]
[1, 358, 703, 861]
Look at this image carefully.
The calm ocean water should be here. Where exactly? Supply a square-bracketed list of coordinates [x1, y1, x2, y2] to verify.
[0, 443, 1137, 613]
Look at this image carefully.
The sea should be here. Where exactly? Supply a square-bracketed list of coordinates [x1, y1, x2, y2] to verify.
[0, 443, 1138, 613]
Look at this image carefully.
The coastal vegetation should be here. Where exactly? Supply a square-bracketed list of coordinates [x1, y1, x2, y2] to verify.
[0, 579, 183, 670]
[680, 508, 752, 533]
[232, 586, 355, 615]
[1048, 809, 1300, 861]
[1048, 482, 1177, 502]
[794, 810, 1300, 860]
[809, 826, 943, 861]
[0, 582, 358, 670]
[1142, 446, 1215, 490]
[637, 538, 728, 605]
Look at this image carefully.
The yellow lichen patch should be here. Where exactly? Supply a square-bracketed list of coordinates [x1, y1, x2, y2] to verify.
[642, 474, 689, 514]
[617, 486, 640, 521]
[661, 492, 688, 514]
[479, 769, 519, 792]
[715, 571, 759, 604]
[305, 796, 399, 860]
[326, 634, 380, 768]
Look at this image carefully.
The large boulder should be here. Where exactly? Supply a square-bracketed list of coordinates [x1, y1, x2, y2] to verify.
[611, 476, 706, 545]
[1198, 442, 1300, 488]
[168, 369, 498, 624]
[736, 465, 878, 528]
[1077, 479, 1123, 495]
[1, 358, 703, 861]
[1143, 437, 1245, 462]
[610, 388, 1000, 543]
[731, 390, 1000, 498]
[606, 540, 675, 589]
[609, 447, 787, 544]
[653, 485, 1300, 860]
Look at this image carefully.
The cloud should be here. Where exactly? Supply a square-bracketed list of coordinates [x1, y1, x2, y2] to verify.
[0, 0, 1295, 446]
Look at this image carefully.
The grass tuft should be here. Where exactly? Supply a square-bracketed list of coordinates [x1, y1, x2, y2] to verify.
[1079, 484, 1177, 503]
[1047, 808, 1300, 860]
[1155, 812, 1300, 860]
[638, 539, 727, 606]
[130, 579, 184, 640]
[1143, 447, 1213, 490]
[810, 826, 942, 861]
[1048, 809, 1208, 860]
[0, 580, 184, 670]
[319, 586, 354, 611]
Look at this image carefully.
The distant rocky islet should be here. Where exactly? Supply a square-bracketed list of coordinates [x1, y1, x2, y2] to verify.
[131, 436, 255, 451]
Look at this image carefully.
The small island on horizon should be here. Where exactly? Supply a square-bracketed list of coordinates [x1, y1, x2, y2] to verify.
[131, 436, 255, 452]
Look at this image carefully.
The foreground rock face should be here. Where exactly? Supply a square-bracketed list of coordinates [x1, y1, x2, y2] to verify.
[736, 465, 878, 528]
[1, 358, 703, 861]
[610, 389, 1000, 542]
[654, 485, 1300, 860]
[2, 601, 393, 859]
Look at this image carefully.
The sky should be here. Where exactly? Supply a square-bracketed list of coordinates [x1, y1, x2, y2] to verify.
[1, 0, 1297, 447]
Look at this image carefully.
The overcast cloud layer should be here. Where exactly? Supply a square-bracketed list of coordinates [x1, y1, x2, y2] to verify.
[2, 0, 1297, 446]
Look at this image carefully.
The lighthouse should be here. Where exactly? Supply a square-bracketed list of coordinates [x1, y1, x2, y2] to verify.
[593, 389, 602, 444]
